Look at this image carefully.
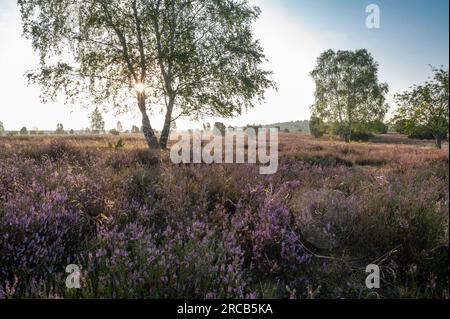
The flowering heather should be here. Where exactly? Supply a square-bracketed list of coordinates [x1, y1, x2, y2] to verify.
[0, 133, 448, 299]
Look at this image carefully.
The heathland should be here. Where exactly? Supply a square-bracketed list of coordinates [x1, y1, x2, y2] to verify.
[0, 133, 448, 298]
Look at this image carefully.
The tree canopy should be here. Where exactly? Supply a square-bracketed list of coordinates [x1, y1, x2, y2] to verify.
[18, 0, 275, 149]
[310, 49, 389, 142]
[20, 127, 28, 135]
[116, 121, 123, 133]
[392, 67, 449, 148]
[90, 106, 105, 132]
[55, 123, 65, 134]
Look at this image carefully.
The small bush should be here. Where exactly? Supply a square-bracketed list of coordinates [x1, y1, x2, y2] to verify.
[108, 138, 125, 150]
[109, 129, 120, 136]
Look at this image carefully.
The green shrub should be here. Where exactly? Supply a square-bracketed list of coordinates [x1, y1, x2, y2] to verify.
[108, 138, 125, 150]
[309, 116, 326, 138]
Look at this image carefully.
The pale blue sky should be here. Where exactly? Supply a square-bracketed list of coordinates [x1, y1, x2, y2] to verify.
[283, 0, 449, 84]
[0, 0, 448, 131]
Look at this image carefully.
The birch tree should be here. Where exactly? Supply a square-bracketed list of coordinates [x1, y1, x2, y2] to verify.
[310, 49, 388, 142]
[18, 0, 275, 149]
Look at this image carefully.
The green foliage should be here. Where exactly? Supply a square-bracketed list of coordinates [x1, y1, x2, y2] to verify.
[392, 119, 436, 140]
[366, 119, 388, 134]
[348, 131, 373, 142]
[55, 123, 65, 135]
[131, 125, 140, 134]
[18, 0, 275, 149]
[262, 120, 310, 132]
[245, 124, 262, 131]
[392, 118, 414, 135]
[90, 107, 105, 133]
[334, 123, 378, 141]
[392, 67, 449, 148]
[310, 49, 389, 142]
[213, 122, 226, 136]
[0, 121, 4, 135]
[108, 138, 125, 150]
[309, 116, 326, 138]
[109, 129, 120, 136]
[407, 125, 435, 140]
[202, 122, 212, 131]
[20, 127, 28, 136]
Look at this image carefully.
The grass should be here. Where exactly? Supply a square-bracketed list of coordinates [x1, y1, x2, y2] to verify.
[0, 132, 448, 299]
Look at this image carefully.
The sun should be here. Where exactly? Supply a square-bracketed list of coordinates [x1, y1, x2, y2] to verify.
[134, 82, 145, 93]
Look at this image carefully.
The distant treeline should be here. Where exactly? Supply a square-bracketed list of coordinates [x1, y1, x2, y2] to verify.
[261, 120, 310, 132]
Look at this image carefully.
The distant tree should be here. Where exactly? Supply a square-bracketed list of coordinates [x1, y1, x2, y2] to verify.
[311, 49, 389, 142]
[366, 119, 388, 134]
[69, 129, 75, 135]
[55, 123, 65, 134]
[116, 121, 123, 133]
[391, 118, 434, 140]
[90, 107, 105, 133]
[245, 124, 262, 133]
[30, 126, 39, 135]
[131, 125, 140, 134]
[392, 67, 449, 148]
[214, 122, 226, 136]
[20, 126, 28, 136]
[110, 129, 120, 136]
[19, 0, 275, 149]
[0, 121, 4, 135]
[391, 118, 411, 136]
[170, 121, 177, 131]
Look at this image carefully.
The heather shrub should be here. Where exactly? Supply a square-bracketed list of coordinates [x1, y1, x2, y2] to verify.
[131, 149, 160, 167]
[292, 153, 353, 167]
[120, 166, 160, 203]
[227, 181, 313, 297]
[0, 157, 103, 297]
[288, 160, 449, 298]
[106, 149, 160, 171]
[337, 145, 361, 156]
[79, 212, 250, 298]
[108, 138, 125, 150]
[20, 140, 93, 166]
[0, 134, 448, 299]
[354, 157, 387, 166]
[0, 188, 92, 296]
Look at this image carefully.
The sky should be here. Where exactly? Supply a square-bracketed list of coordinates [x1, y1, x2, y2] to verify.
[0, 0, 448, 131]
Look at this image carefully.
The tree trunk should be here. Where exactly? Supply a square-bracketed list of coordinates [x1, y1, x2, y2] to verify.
[344, 126, 351, 143]
[137, 93, 159, 149]
[346, 117, 352, 143]
[436, 134, 442, 149]
[159, 96, 175, 150]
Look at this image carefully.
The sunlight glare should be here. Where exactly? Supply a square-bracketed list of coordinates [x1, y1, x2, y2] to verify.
[134, 82, 145, 93]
